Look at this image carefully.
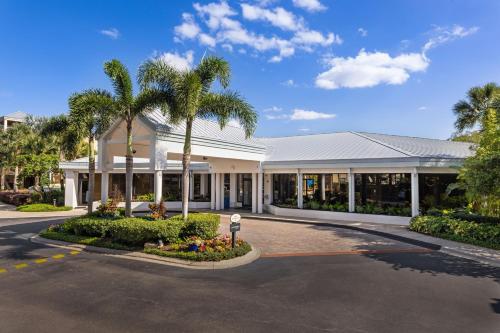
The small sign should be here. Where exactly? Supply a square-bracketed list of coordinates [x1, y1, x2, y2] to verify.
[230, 214, 241, 223]
[230, 222, 240, 232]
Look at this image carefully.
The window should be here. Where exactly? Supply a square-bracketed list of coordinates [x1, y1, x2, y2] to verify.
[324, 173, 348, 203]
[272, 174, 297, 207]
[419, 174, 465, 212]
[163, 173, 182, 201]
[133, 174, 154, 198]
[355, 173, 411, 207]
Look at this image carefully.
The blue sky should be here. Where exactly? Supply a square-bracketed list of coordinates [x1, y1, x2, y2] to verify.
[1, 0, 499, 139]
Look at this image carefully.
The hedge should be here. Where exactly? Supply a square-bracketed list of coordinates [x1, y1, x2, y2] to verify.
[409, 215, 500, 250]
[170, 213, 220, 239]
[57, 213, 220, 247]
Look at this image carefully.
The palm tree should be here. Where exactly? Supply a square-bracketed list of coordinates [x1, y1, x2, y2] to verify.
[138, 55, 257, 220]
[453, 82, 500, 133]
[67, 90, 114, 213]
[3, 123, 30, 191]
[104, 59, 162, 217]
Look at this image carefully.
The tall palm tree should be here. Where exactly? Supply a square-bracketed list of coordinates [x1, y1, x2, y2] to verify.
[453, 82, 500, 133]
[67, 90, 114, 213]
[138, 55, 257, 220]
[104, 59, 162, 217]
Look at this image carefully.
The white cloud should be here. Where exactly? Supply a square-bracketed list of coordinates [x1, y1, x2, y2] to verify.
[292, 0, 327, 12]
[157, 50, 194, 71]
[315, 24, 478, 90]
[241, 4, 304, 31]
[263, 106, 283, 112]
[174, 13, 200, 40]
[418, 106, 428, 111]
[423, 25, 479, 54]
[315, 49, 429, 90]
[358, 27, 368, 37]
[298, 128, 310, 132]
[290, 109, 336, 120]
[266, 114, 289, 120]
[281, 79, 297, 87]
[221, 43, 233, 52]
[100, 28, 119, 39]
[172, 1, 338, 62]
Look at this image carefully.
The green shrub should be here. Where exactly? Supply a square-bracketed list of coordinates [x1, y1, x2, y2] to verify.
[108, 218, 184, 246]
[171, 213, 220, 240]
[410, 215, 500, 249]
[30, 192, 42, 203]
[309, 200, 321, 210]
[63, 216, 116, 237]
[16, 204, 72, 212]
[135, 193, 154, 202]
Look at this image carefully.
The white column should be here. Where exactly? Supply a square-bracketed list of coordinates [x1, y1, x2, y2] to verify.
[64, 171, 78, 208]
[3, 120, 7, 131]
[101, 171, 109, 203]
[215, 173, 221, 210]
[200, 174, 207, 198]
[264, 173, 272, 205]
[251, 173, 257, 213]
[210, 173, 216, 210]
[229, 173, 236, 208]
[257, 172, 263, 214]
[297, 172, 303, 209]
[154, 170, 163, 204]
[321, 174, 326, 201]
[348, 169, 355, 213]
[189, 171, 194, 201]
[411, 169, 420, 217]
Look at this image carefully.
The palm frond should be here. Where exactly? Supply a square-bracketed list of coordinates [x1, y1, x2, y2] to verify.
[198, 91, 257, 138]
[138, 58, 180, 91]
[195, 56, 230, 92]
[104, 59, 133, 107]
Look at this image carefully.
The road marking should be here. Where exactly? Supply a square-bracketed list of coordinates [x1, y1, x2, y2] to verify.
[0, 268, 7, 273]
[52, 254, 65, 259]
[70, 250, 80, 255]
[14, 263, 28, 269]
[34, 258, 48, 264]
[261, 248, 434, 258]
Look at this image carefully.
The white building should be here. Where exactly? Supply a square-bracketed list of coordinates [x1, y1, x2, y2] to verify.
[60, 110, 473, 224]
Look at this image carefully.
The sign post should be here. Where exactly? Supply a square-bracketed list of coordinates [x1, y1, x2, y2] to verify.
[229, 214, 241, 248]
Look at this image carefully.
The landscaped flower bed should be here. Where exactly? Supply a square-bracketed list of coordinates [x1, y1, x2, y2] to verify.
[40, 213, 251, 262]
[17, 203, 72, 212]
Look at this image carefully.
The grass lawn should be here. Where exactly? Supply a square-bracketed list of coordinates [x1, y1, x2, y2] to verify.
[39, 230, 138, 251]
[16, 203, 72, 212]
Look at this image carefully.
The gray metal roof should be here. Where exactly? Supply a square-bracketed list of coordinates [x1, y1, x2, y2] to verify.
[1, 111, 28, 120]
[143, 109, 265, 149]
[257, 131, 474, 162]
[358, 132, 474, 159]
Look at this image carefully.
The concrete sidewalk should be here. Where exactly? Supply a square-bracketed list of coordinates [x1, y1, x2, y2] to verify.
[221, 212, 500, 267]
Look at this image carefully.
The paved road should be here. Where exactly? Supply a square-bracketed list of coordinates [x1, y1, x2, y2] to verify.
[0, 218, 499, 333]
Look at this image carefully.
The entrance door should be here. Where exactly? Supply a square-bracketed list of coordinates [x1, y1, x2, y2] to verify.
[223, 174, 230, 209]
[242, 177, 252, 208]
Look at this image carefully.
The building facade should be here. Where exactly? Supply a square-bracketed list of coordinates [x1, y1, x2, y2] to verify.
[60, 110, 473, 224]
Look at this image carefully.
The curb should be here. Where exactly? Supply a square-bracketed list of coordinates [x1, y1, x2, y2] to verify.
[30, 235, 261, 270]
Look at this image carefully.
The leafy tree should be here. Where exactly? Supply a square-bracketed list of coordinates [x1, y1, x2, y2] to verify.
[458, 108, 500, 216]
[138, 55, 257, 219]
[450, 130, 481, 144]
[104, 59, 161, 217]
[453, 82, 500, 133]
[0, 122, 31, 191]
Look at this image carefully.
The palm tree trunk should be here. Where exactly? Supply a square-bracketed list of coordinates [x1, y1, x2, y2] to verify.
[182, 118, 193, 220]
[125, 120, 133, 217]
[13, 165, 19, 192]
[87, 136, 95, 214]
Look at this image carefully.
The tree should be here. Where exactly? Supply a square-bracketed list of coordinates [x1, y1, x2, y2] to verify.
[453, 82, 500, 133]
[1, 122, 31, 191]
[138, 55, 257, 219]
[66, 90, 114, 213]
[104, 59, 161, 217]
[458, 108, 500, 216]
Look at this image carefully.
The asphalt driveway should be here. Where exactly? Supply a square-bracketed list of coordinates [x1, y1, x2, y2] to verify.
[0, 217, 499, 333]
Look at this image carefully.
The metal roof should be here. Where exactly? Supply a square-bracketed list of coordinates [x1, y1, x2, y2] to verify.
[1, 111, 28, 120]
[257, 131, 474, 162]
[143, 109, 265, 149]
